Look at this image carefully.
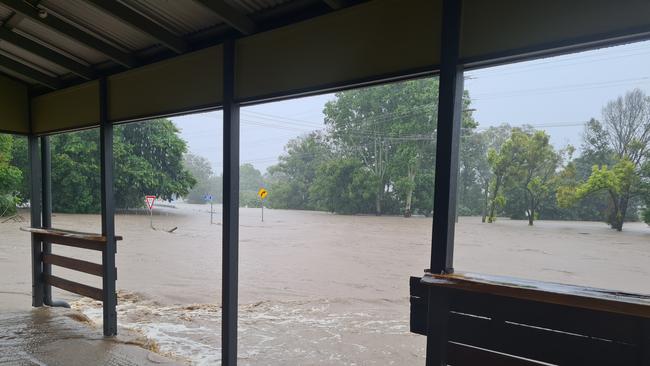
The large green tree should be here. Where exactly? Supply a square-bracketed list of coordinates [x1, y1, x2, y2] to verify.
[14, 119, 196, 214]
[266, 132, 331, 210]
[485, 127, 567, 225]
[560, 89, 650, 230]
[559, 160, 641, 230]
[321, 78, 476, 216]
[509, 130, 566, 226]
[49, 129, 101, 213]
[323, 79, 440, 215]
[115, 119, 196, 209]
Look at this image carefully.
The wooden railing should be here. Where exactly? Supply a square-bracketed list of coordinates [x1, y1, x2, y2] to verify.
[21, 227, 122, 313]
[410, 272, 650, 365]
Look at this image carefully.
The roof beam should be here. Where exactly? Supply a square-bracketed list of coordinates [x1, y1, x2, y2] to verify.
[0, 0, 137, 68]
[323, 0, 345, 10]
[0, 52, 60, 89]
[3, 11, 23, 28]
[0, 27, 95, 79]
[85, 0, 188, 54]
[195, 0, 256, 35]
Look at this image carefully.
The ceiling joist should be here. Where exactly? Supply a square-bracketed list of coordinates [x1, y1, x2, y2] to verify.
[0, 26, 95, 80]
[86, 0, 189, 54]
[196, 0, 257, 35]
[0, 0, 137, 68]
[0, 52, 59, 89]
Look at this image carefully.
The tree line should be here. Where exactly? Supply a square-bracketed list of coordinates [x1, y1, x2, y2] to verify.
[264, 80, 650, 230]
[0, 119, 196, 214]
[183, 154, 265, 208]
[0, 81, 648, 231]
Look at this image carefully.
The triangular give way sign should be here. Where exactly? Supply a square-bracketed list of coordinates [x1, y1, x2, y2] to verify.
[145, 195, 156, 210]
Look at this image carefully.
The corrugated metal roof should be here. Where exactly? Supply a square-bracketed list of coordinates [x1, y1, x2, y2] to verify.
[0, 41, 68, 76]
[0, 48, 57, 78]
[0, 0, 343, 91]
[15, 17, 107, 65]
[120, 0, 224, 36]
[41, 0, 155, 52]
[12, 27, 93, 66]
[0, 3, 13, 21]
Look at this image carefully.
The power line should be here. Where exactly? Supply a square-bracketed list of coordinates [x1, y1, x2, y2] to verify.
[466, 42, 650, 79]
[470, 76, 650, 101]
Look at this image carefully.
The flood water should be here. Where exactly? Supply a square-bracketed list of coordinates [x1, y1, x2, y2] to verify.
[1, 205, 649, 364]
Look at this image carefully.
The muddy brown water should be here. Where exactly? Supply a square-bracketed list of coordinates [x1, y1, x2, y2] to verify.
[1, 205, 649, 365]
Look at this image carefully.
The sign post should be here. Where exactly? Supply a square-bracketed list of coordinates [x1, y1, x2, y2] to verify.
[145, 195, 156, 229]
[204, 194, 214, 224]
[257, 188, 268, 222]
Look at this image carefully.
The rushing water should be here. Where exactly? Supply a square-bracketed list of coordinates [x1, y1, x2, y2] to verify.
[72, 292, 424, 365]
[4, 207, 648, 364]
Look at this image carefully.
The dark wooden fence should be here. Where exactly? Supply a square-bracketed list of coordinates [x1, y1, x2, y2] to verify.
[22, 227, 121, 331]
[410, 272, 650, 365]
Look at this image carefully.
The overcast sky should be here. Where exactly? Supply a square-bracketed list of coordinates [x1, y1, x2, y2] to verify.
[173, 40, 650, 175]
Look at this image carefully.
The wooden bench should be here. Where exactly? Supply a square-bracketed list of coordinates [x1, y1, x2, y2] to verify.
[410, 272, 650, 365]
[21, 227, 122, 325]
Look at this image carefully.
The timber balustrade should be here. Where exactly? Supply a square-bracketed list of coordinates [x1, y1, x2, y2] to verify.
[410, 271, 650, 365]
[21, 227, 122, 318]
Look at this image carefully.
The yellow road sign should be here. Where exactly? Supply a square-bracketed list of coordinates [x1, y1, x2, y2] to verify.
[258, 188, 268, 199]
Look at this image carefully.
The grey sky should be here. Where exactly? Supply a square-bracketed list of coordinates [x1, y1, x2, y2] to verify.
[174, 40, 650, 175]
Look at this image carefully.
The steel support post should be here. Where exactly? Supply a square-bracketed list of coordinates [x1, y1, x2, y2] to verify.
[427, 0, 463, 364]
[28, 135, 43, 307]
[641, 319, 650, 365]
[222, 39, 240, 366]
[41, 136, 52, 305]
[430, 0, 463, 279]
[99, 77, 118, 336]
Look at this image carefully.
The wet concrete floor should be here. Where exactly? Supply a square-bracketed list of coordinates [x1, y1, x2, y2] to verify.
[0, 307, 181, 366]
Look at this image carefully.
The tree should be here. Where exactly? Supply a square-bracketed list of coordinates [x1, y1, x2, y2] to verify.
[485, 127, 566, 225]
[50, 129, 101, 213]
[457, 132, 484, 215]
[392, 145, 419, 217]
[509, 130, 565, 226]
[486, 128, 526, 223]
[115, 119, 196, 209]
[559, 160, 638, 231]
[309, 157, 378, 214]
[9, 136, 29, 204]
[0, 134, 22, 216]
[461, 124, 511, 221]
[564, 89, 650, 230]
[38, 119, 195, 214]
[642, 160, 650, 224]
[323, 78, 476, 217]
[240, 163, 265, 208]
[266, 132, 331, 210]
[455, 97, 483, 217]
[564, 151, 615, 221]
[184, 154, 222, 204]
[324, 79, 440, 215]
[240, 163, 264, 192]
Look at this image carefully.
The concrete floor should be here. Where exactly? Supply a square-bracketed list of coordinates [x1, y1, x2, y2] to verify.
[0, 307, 182, 366]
